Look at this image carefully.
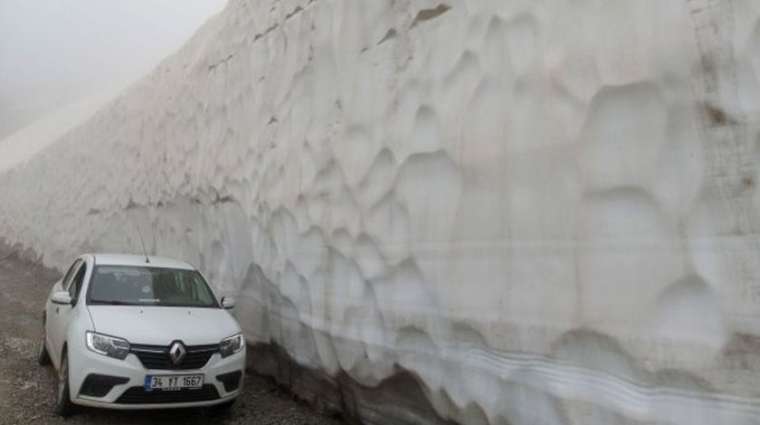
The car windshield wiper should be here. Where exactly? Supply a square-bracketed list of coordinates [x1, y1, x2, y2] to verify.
[90, 300, 132, 305]
[158, 302, 210, 307]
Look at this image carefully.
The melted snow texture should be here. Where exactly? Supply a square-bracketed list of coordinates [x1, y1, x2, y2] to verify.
[3, 0, 760, 423]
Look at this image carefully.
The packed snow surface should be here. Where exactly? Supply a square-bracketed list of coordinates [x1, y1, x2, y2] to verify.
[3, 0, 760, 423]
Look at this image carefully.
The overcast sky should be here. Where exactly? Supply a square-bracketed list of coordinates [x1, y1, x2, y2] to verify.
[0, 0, 227, 137]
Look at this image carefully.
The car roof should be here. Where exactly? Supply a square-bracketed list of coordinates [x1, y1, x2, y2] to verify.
[90, 253, 196, 271]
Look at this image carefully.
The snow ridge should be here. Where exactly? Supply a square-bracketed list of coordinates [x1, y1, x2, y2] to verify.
[3, 0, 760, 424]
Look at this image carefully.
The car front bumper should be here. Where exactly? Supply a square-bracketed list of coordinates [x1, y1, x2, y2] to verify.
[68, 343, 246, 409]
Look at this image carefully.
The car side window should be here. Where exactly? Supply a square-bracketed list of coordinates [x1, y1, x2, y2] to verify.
[62, 259, 82, 290]
[68, 262, 87, 305]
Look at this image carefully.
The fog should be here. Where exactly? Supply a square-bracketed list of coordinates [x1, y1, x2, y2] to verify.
[0, 0, 227, 139]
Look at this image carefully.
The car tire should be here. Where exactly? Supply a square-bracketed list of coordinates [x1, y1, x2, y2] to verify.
[53, 350, 76, 417]
[37, 322, 51, 366]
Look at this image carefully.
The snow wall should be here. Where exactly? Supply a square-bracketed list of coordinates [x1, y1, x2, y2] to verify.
[2, 0, 760, 423]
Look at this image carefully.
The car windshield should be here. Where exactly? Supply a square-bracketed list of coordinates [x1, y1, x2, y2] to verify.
[87, 265, 219, 308]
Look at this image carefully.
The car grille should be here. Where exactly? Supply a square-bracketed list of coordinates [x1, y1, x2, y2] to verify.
[115, 385, 220, 404]
[130, 343, 219, 370]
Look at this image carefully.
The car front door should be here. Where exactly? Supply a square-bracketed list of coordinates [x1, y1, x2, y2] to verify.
[47, 259, 83, 366]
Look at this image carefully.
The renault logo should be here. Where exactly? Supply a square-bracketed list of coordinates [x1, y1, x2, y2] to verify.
[169, 341, 186, 365]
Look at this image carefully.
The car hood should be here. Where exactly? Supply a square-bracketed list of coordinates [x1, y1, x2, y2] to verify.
[87, 306, 241, 346]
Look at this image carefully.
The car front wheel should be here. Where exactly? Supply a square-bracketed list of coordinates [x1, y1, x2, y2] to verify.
[37, 321, 50, 366]
[53, 350, 76, 417]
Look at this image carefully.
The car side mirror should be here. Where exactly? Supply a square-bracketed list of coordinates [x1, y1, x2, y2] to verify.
[51, 291, 72, 305]
[221, 296, 236, 310]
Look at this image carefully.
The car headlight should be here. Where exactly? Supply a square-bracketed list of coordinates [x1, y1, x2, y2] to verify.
[219, 333, 244, 358]
[85, 331, 130, 360]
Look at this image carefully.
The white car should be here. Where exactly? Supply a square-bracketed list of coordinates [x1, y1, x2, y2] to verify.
[38, 254, 246, 416]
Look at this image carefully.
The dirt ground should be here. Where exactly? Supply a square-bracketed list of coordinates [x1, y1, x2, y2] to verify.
[0, 250, 344, 425]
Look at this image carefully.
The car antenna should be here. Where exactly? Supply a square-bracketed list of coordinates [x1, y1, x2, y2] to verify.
[131, 218, 151, 264]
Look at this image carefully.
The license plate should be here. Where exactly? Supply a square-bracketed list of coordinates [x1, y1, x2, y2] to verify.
[144, 374, 204, 391]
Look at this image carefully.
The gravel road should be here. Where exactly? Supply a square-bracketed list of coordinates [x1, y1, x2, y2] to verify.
[0, 250, 344, 425]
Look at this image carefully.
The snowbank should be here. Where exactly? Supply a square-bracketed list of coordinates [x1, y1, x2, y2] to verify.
[2, 0, 760, 423]
[0, 87, 123, 173]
